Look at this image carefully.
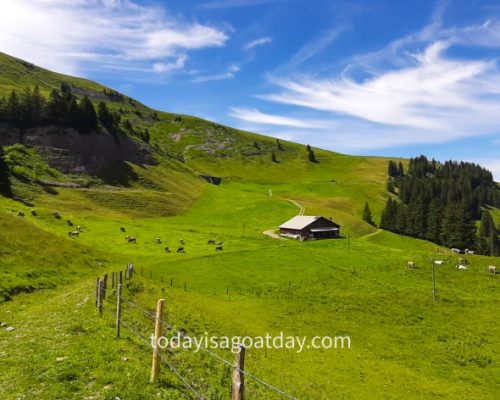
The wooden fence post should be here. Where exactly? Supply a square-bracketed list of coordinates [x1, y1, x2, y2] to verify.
[98, 279, 103, 317]
[232, 345, 245, 400]
[150, 298, 165, 384]
[95, 277, 100, 307]
[102, 274, 108, 299]
[119, 270, 123, 285]
[111, 272, 115, 289]
[115, 284, 122, 338]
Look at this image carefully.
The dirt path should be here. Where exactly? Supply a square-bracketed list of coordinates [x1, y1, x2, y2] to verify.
[262, 198, 304, 240]
[263, 229, 285, 240]
[286, 199, 305, 215]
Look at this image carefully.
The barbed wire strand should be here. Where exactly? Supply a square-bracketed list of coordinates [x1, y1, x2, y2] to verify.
[99, 287, 300, 400]
[101, 305, 206, 400]
[121, 296, 157, 319]
[158, 352, 206, 400]
[155, 315, 299, 399]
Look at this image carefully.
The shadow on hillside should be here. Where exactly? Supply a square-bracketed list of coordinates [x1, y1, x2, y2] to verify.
[98, 160, 139, 187]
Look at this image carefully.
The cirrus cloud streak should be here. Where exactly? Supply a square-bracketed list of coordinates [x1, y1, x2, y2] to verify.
[0, 0, 229, 76]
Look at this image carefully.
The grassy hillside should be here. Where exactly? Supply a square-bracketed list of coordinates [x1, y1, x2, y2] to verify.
[1, 52, 499, 399]
[1, 180, 499, 399]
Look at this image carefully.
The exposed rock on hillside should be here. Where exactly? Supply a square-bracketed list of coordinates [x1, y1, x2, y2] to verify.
[0, 123, 154, 175]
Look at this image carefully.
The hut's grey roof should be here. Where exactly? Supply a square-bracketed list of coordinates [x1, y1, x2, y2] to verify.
[279, 216, 321, 230]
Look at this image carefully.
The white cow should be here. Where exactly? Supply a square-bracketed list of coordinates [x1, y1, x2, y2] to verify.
[456, 265, 468, 270]
[487, 265, 497, 274]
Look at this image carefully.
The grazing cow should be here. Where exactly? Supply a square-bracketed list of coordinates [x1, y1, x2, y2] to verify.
[488, 265, 497, 274]
[466, 250, 475, 255]
[451, 248, 461, 254]
[434, 260, 444, 266]
[54, 212, 61, 219]
[120, 227, 126, 232]
[67, 220, 73, 227]
[68, 231, 79, 237]
[156, 237, 162, 244]
[407, 261, 417, 269]
[458, 257, 468, 265]
[215, 245, 223, 251]
[179, 239, 185, 245]
[76, 226, 81, 232]
[164, 247, 171, 253]
[125, 235, 136, 243]
[17, 212, 25, 218]
[456, 265, 468, 270]
[177, 246, 185, 253]
[207, 239, 216, 245]
[217, 241, 223, 246]
[30, 210, 37, 217]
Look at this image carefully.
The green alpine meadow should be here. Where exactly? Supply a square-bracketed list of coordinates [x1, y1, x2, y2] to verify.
[0, 41, 499, 400]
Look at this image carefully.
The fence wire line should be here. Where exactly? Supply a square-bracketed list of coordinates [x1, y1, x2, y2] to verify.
[158, 352, 206, 400]
[121, 295, 157, 319]
[154, 305, 300, 400]
[100, 305, 206, 400]
[97, 283, 301, 400]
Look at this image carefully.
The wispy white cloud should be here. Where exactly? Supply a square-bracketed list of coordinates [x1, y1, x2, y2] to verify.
[191, 64, 241, 83]
[241, 13, 500, 152]
[263, 41, 499, 132]
[286, 26, 347, 68]
[229, 107, 334, 129]
[243, 37, 272, 50]
[153, 56, 187, 73]
[0, 0, 229, 76]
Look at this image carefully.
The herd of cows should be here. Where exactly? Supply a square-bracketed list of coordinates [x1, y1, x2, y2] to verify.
[16, 209, 226, 254]
[407, 256, 497, 274]
[14, 209, 497, 274]
[120, 227, 224, 253]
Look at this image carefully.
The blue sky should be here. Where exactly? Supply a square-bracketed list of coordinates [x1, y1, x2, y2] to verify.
[1, 0, 499, 178]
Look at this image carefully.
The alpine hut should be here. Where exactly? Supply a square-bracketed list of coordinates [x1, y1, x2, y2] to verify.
[279, 216, 340, 240]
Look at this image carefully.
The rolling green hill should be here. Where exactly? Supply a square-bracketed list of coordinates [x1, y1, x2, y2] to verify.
[1, 53, 499, 400]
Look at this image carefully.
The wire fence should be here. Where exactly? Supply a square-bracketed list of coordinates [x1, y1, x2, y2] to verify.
[94, 255, 480, 398]
[95, 268, 301, 400]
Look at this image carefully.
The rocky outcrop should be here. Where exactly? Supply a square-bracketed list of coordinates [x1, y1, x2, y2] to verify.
[0, 123, 155, 175]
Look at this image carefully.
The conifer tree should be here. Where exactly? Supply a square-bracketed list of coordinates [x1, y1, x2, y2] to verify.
[0, 149, 12, 198]
[388, 160, 397, 177]
[489, 228, 500, 256]
[97, 101, 114, 130]
[380, 198, 397, 230]
[386, 179, 395, 193]
[77, 96, 98, 134]
[307, 148, 318, 163]
[5, 90, 20, 122]
[479, 211, 493, 238]
[362, 202, 375, 226]
[397, 161, 404, 177]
